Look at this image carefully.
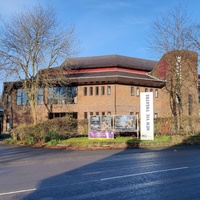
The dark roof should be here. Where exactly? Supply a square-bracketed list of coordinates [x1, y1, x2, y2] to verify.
[67, 71, 166, 88]
[61, 55, 158, 71]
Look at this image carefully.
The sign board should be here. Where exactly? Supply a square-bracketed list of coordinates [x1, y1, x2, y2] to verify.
[89, 115, 114, 139]
[140, 92, 154, 140]
[114, 115, 137, 132]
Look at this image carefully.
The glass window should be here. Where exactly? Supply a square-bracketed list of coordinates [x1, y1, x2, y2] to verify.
[17, 89, 29, 106]
[145, 88, 148, 92]
[101, 86, 105, 95]
[136, 87, 140, 96]
[107, 111, 111, 115]
[107, 86, 111, 95]
[95, 86, 99, 95]
[84, 112, 87, 119]
[84, 87, 87, 96]
[90, 112, 93, 116]
[96, 112, 99, 115]
[7, 95, 11, 107]
[155, 89, 158, 98]
[89, 87, 93, 96]
[37, 88, 44, 104]
[102, 112, 105, 116]
[131, 87, 134, 96]
[48, 86, 77, 104]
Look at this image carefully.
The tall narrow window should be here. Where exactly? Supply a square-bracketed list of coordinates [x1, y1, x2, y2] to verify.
[84, 112, 88, 119]
[17, 89, 29, 105]
[37, 88, 44, 104]
[145, 88, 148, 92]
[136, 87, 140, 96]
[155, 89, 158, 98]
[131, 87, 134, 96]
[7, 95, 11, 107]
[95, 86, 99, 95]
[84, 87, 87, 96]
[90, 112, 93, 116]
[107, 86, 111, 95]
[188, 94, 192, 115]
[89, 87, 93, 95]
[102, 112, 105, 116]
[101, 86, 105, 95]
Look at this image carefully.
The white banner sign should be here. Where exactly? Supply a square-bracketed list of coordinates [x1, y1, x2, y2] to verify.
[140, 92, 154, 140]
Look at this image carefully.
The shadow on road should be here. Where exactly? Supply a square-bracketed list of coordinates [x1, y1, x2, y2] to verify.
[19, 134, 200, 200]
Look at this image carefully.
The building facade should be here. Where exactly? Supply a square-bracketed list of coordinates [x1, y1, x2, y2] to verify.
[2, 50, 199, 132]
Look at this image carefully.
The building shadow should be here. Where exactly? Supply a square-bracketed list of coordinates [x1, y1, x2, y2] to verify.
[19, 134, 200, 200]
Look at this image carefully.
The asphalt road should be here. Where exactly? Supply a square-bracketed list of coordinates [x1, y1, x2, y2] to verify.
[0, 143, 200, 200]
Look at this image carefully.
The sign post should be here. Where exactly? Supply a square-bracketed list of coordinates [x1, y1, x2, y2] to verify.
[140, 92, 154, 140]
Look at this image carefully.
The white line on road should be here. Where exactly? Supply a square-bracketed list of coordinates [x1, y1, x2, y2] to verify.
[0, 188, 36, 196]
[101, 166, 189, 181]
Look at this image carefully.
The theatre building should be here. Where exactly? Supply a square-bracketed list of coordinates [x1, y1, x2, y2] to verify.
[2, 50, 199, 132]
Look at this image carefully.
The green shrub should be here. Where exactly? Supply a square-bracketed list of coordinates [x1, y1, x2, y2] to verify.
[11, 116, 79, 143]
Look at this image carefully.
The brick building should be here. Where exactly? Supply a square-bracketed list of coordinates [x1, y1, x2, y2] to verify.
[2, 50, 199, 132]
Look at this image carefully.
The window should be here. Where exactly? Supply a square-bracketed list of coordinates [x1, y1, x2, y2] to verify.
[48, 86, 77, 104]
[107, 86, 111, 95]
[154, 113, 158, 118]
[84, 87, 87, 96]
[136, 87, 140, 96]
[130, 112, 134, 115]
[84, 112, 88, 119]
[188, 94, 192, 115]
[37, 88, 44, 104]
[96, 112, 99, 115]
[95, 86, 99, 95]
[107, 111, 111, 115]
[150, 88, 153, 93]
[17, 89, 29, 105]
[131, 87, 134, 96]
[101, 86, 105, 95]
[89, 87, 93, 96]
[102, 112, 105, 116]
[7, 95, 11, 107]
[155, 89, 158, 98]
[90, 112, 93, 116]
[48, 112, 78, 120]
[145, 88, 148, 92]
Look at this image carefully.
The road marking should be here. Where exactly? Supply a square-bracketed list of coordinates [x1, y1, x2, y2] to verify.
[101, 166, 189, 181]
[0, 188, 36, 196]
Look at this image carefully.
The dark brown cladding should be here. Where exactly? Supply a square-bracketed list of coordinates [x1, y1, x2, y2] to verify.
[66, 71, 166, 87]
[61, 54, 158, 71]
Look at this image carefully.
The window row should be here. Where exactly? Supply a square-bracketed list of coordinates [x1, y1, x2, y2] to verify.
[84, 86, 111, 96]
[131, 87, 158, 98]
[84, 111, 158, 119]
[16, 86, 77, 106]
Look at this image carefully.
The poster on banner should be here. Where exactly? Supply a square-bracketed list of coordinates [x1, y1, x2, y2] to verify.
[90, 115, 101, 131]
[140, 92, 154, 140]
[88, 115, 114, 139]
[114, 115, 137, 132]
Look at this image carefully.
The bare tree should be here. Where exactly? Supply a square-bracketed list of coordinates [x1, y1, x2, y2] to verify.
[147, 5, 195, 55]
[0, 4, 78, 125]
[147, 5, 198, 133]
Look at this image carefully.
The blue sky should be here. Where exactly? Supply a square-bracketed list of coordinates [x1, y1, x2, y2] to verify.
[0, 0, 200, 61]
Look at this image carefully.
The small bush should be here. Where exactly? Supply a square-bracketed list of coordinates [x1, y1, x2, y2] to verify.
[11, 116, 80, 143]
